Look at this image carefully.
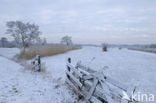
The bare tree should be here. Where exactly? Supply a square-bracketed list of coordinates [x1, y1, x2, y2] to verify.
[61, 36, 73, 46]
[6, 21, 41, 50]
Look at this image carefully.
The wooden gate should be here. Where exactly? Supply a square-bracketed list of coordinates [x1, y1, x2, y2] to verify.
[66, 58, 137, 103]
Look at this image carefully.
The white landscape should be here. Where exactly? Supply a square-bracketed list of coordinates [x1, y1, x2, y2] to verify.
[0, 0, 156, 102]
[0, 47, 156, 103]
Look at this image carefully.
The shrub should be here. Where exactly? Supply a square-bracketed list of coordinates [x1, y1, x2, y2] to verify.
[102, 43, 107, 52]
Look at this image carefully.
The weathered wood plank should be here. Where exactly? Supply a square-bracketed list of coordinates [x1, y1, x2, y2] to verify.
[66, 70, 82, 88]
[82, 75, 94, 80]
[90, 96, 103, 103]
[77, 63, 127, 91]
[104, 76, 128, 91]
[76, 62, 96, 73]
[86, 78, 99, 100]
[67, 63, 83, 77]
[66, 77, 84, 96]
[83, 79, 108, 102]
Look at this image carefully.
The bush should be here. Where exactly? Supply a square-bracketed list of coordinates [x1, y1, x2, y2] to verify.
[118, 47, 122, 50]
[102, 43, 107, 52]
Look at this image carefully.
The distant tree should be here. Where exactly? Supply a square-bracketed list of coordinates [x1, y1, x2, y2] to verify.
[42, 38, 47, 45]
[0, 37, 8, 47]
[102, 43, 107, 52]
[6, 21, 41, 50]
[35, 38, 42, 45]
[10, 40, 19, 47]
[150, 44, 156, 48]
[61, 36, 73, 46]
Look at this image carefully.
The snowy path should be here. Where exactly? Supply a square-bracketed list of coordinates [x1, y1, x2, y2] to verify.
[0, 47, 156, 103]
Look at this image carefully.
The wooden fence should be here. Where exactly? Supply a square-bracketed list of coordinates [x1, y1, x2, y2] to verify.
[66, 58, 137, 103]
[31, 55, 41, 72]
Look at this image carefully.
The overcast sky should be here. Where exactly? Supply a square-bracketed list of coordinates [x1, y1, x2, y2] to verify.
[0, 0, 156, 44]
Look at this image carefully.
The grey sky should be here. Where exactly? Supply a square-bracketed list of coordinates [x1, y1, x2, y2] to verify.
[0, 0, 156, 44]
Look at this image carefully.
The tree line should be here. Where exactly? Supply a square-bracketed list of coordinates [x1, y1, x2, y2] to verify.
[0, 21, 73, 48]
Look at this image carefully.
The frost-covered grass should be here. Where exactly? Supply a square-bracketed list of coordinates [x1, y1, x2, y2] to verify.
[18, 44, 81, 59]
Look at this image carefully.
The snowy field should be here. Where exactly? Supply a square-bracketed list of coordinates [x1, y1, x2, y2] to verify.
[0, 47, 156, 103]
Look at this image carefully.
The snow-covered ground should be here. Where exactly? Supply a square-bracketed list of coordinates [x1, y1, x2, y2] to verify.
[0, 48, 76, 103]
[0, 48, 20, 59]
[0, 47, 156, 103]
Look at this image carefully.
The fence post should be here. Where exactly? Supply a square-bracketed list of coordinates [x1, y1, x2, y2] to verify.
[66, 58, 71, 79]
[38, 55, 41, 72]
[68, 57, 71, 63]
[67, 58, 71, 71]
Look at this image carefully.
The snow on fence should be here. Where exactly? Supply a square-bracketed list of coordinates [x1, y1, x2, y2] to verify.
[66, 58, 137, 103]
[31, 55, 41, 72]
